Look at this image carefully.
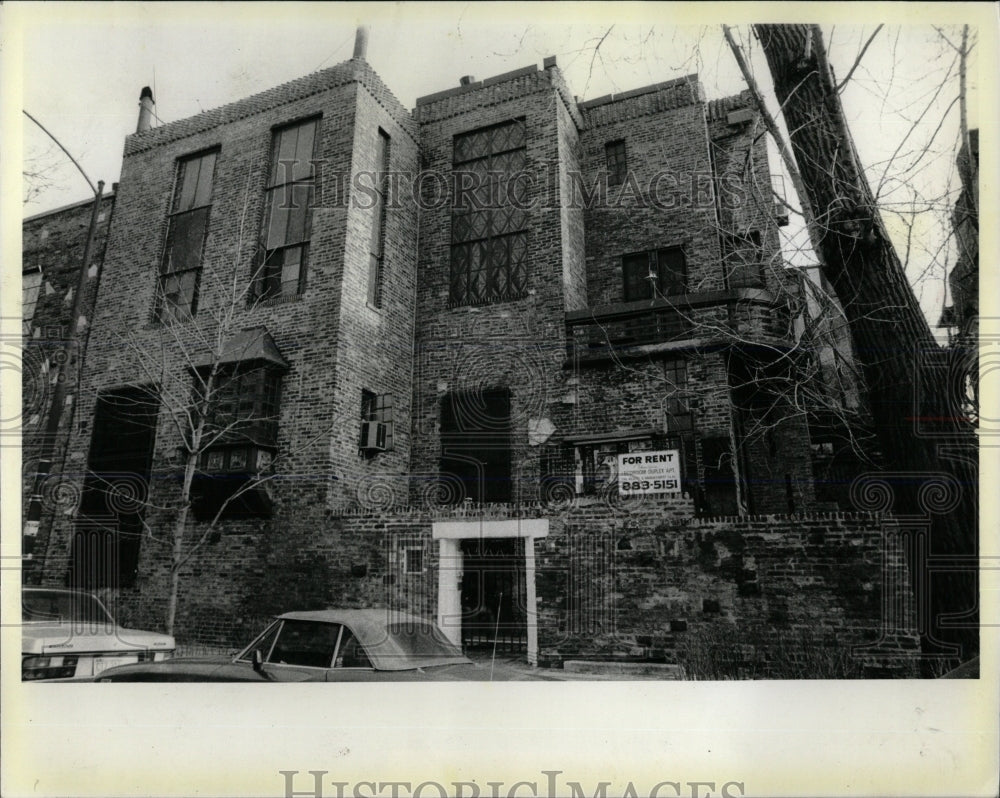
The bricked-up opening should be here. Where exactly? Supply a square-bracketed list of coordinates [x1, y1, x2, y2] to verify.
[450, 119, 529, 306]
[156, 149, 217, 322]
[605, 139, 627, 186]
[622, 247, 687, 301]
[440, 388, 512, 503]
[69, 386, 159, 589]
[367, 129, 391, 308]
[722, 230, 765, 289]
[460, 537, 527, 652]
[255, 116, 319, 302]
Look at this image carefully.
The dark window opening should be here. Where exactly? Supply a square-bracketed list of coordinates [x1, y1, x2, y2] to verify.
[255, 118, 319, 302]
[623, 247, 687, 301]
[70, 386, 159, 589]
[605, 140, 627, 186]
[157, 150, 217, 322]
[440, 388, 511, 503]
[450, 120, 529, 306]
[701, 435, 739, 516]
[368, 129, 390, 308]
[722, 230, 765, 289]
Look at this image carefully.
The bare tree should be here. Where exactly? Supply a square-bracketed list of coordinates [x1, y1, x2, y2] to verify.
[743, 24, 978, 669]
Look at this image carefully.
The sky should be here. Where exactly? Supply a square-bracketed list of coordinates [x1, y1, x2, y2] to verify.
[8, 2, 985, 332]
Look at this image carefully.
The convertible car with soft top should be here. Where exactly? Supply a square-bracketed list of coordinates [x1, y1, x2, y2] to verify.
[96, 609, 561, 681]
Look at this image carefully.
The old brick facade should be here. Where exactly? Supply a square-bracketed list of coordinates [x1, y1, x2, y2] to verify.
[26, 41, 919, 676]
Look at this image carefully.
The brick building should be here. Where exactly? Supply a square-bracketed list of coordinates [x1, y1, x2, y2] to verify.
[20, 189, 116, 579]
[29, 32, 918, 675]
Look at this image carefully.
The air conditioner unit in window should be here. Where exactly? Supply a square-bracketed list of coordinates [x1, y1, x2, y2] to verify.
[359, 420, 387, 451]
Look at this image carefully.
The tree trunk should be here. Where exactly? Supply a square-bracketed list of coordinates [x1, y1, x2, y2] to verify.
[165, 450, 198, 636]
[754, 24, 978, 670]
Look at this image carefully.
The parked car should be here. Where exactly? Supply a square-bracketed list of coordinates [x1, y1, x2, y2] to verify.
[22, 587, 175, 681]
[96, 609, 561, 681]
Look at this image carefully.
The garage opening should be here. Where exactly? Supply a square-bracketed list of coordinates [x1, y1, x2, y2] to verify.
[460, 537, 526, 653]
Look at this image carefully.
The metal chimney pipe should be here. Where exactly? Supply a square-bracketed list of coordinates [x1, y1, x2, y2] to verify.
[137, 86, 155, 132]
[353, 26, 369, 59]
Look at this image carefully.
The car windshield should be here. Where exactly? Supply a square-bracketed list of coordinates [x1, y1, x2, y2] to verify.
[22, 590, 114, 624]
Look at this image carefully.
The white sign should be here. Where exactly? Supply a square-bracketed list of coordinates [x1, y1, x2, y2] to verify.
[617, 450, 681, 496]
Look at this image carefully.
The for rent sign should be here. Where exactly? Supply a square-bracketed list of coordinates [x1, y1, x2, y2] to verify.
[618, 450, 681, 496]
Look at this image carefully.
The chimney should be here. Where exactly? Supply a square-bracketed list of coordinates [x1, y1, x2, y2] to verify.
[136, 86, 154, 132]
[353, 26, 369, 60]
[459, 75, 475, 86]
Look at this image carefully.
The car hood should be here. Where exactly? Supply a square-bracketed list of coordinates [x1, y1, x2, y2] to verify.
[22, 622, 175, 655]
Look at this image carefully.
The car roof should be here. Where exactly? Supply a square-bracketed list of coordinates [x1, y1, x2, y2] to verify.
[274, 609, 469, 671]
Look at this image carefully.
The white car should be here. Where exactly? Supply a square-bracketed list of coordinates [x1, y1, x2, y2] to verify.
[22, 587, 175, 681]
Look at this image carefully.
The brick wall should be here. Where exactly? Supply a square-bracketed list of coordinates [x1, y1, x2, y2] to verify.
[21, 192, 116, 581]
[143, 500, 918, 679]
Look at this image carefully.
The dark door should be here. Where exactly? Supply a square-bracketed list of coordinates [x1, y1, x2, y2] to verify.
[460, 537, 526, 653]
[70, 387, 158, 589]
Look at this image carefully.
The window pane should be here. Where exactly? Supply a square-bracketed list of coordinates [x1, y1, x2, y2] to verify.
[656, 248, 687, 294]
[267, 619, 340, 667]
[623, 253, 652, 301]
[160, 269, 198, 319]
[164, 207, 210, 274]
[280, 247, 302, 294]
[272, 126, 300, 186]
[292, 121, 317, 181]
[191, 151, 216, 207]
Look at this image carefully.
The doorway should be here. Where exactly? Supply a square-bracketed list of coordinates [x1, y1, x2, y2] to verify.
[460, 537, 526, 653]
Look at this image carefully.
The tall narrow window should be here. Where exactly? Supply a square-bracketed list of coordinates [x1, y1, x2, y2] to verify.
[622, 246, 687, 301]
[605, 140, 627, 186]
[158, 149, 217, 321]
[367, 129, 390, 308]
[257, 117, 319, 301]
[22, 267, 42, 334]
[450, 119, 529, 306]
